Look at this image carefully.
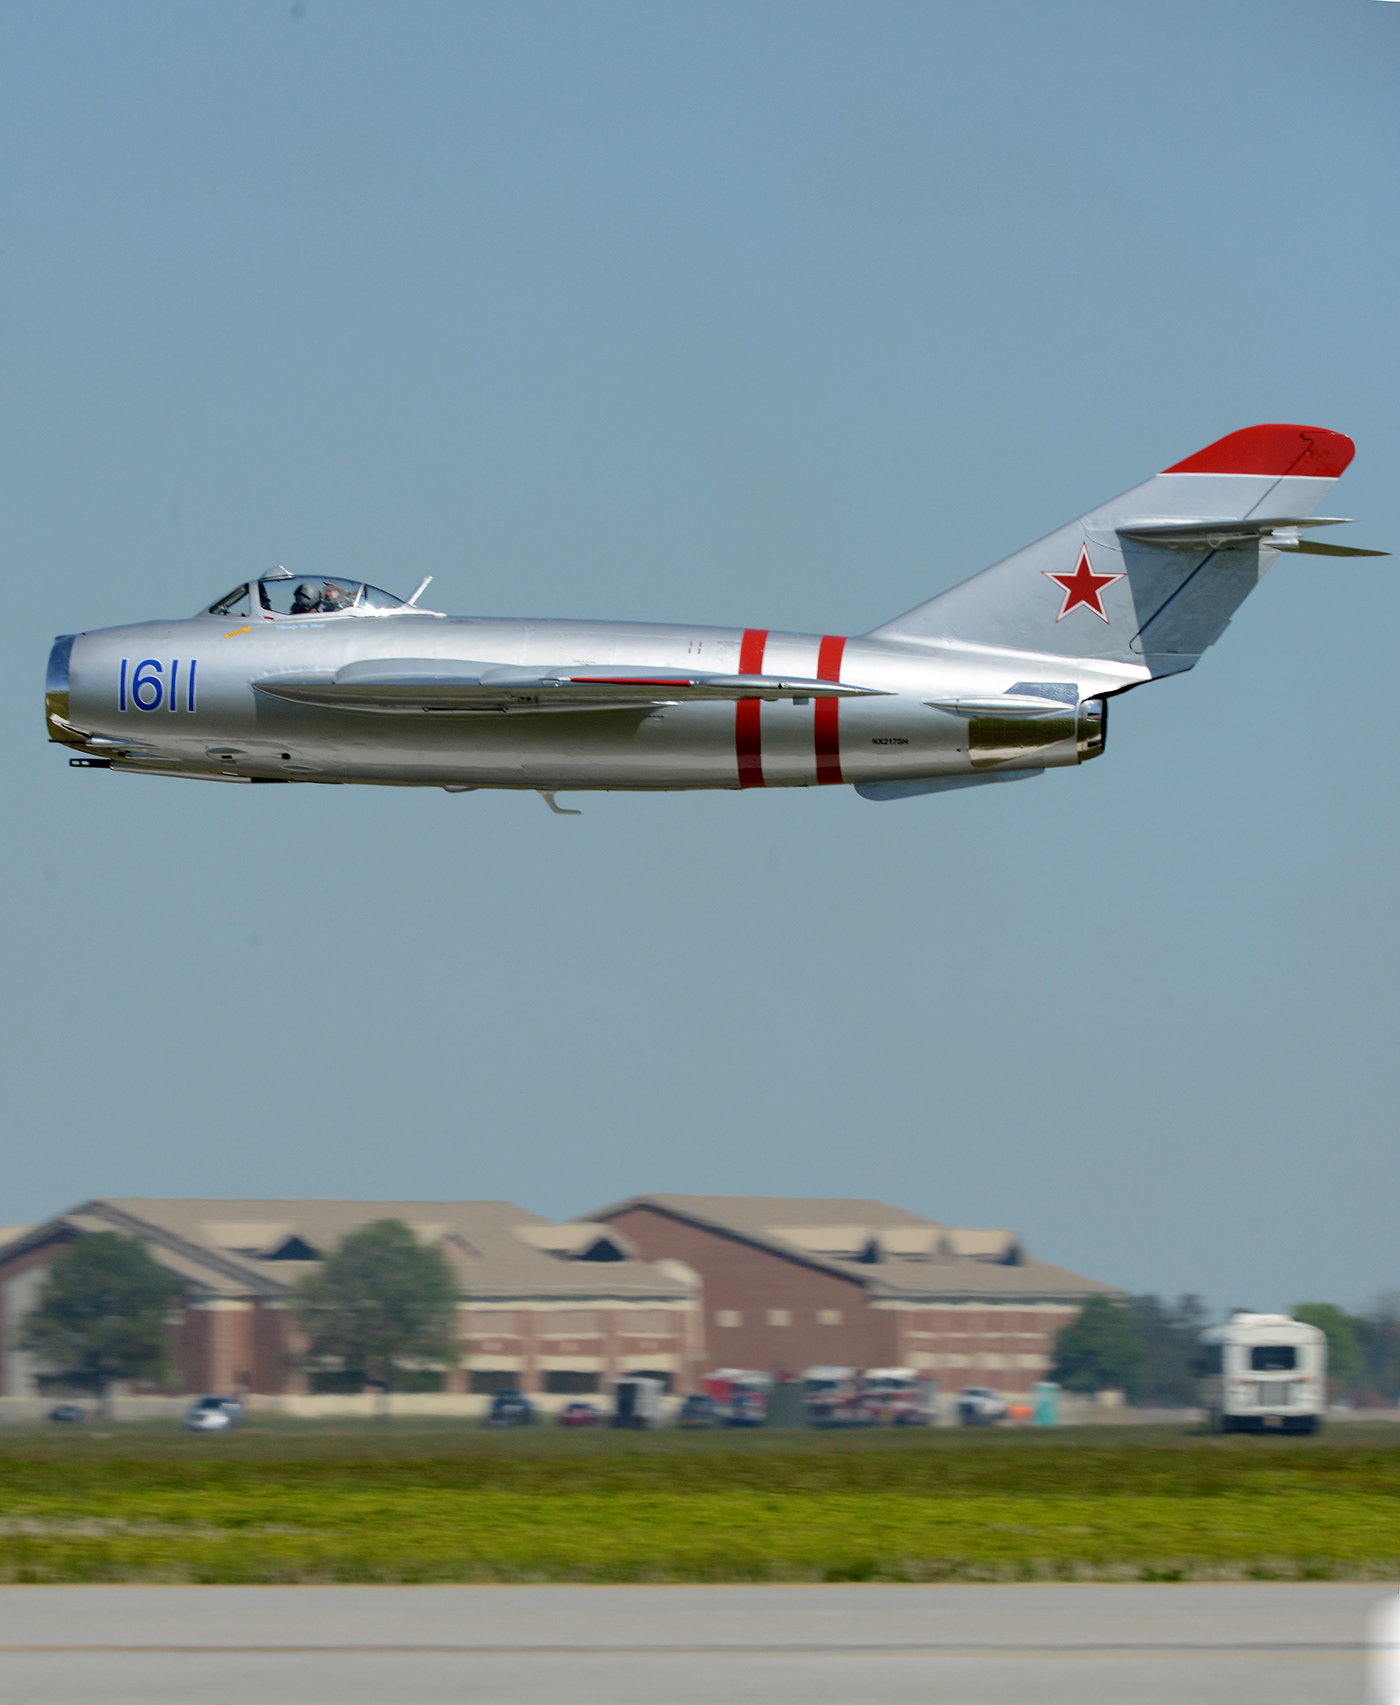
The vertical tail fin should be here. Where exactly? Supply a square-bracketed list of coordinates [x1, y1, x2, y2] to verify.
[867, 425, 1356, 676]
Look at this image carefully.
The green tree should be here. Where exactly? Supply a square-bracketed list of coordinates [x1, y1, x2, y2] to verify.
[290, 1220, 461, 1415]
[1124, 1294, 1209, 1405]
[1357, 1294, 1400, 1405]
[20, 1232, 182, 1415]
[1051, 1295, 1143, 1395]
[1294, 1302, 1363, 1393]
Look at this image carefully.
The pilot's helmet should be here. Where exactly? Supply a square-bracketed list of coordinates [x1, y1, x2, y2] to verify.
[293, 581, 320, 605]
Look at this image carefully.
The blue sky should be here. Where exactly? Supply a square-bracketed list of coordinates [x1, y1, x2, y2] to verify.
[3, 1, 1398, 1313]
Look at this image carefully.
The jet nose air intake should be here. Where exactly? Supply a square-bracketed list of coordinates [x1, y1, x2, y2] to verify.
[45, 635, 79, 745]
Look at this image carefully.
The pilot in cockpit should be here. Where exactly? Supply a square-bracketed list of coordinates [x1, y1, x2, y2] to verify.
[290, 581, 323, 615]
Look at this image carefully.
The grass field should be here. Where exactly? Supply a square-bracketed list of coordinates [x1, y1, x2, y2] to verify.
[1, 1419, 1398, 1584]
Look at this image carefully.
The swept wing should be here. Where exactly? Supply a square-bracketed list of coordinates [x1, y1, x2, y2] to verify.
[253, 659, 885, 715]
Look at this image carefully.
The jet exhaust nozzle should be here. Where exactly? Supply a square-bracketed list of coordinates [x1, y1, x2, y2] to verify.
[1077, 696, 1107, 762]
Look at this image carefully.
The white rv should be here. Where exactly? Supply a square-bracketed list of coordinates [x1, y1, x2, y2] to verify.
[609, 1375, 667, 1430]
[1198, 1312, 1327, 1434]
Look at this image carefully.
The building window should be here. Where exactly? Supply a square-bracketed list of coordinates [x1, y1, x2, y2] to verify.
[470, 1370, 520, 1394]
[766, 1309, 792, 1327]
[630, 1369, 673, 1392]
[618, 1310, 675, 1335]
[817, 1309, 842, 1326]
[544, 1370, 599, 1394]
[540, 1311, 599, 1336]
[463, 1312, 516, 1336]
[716, 1310, 742, 1328]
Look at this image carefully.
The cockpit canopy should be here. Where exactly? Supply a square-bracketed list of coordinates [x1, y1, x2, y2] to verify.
[205, 574, 407, 620]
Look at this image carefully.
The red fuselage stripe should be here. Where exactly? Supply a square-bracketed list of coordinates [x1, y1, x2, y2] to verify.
[814, 635, 847, 785]
[736, 629, 768, 788]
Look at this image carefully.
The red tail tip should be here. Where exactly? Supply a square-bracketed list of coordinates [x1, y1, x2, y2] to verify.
[1164, 424, 1354, 479]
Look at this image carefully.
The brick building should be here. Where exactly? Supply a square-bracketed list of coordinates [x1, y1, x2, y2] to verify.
[589, 1195, 1116, 1396]
[0, 1200, 701, 1399]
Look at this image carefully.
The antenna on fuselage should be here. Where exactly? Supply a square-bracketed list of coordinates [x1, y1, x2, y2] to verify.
[406, 576, 433, 607]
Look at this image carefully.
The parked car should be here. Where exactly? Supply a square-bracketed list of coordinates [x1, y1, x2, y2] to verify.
[486, 1390, 535, 1427]
[956, 1386, 1008, 1426]
[556, 1401, 600, 1428]
[677, 1393, 722, 1428]
[184, 1395, 243, 1432]
[47, 1404, 87, 1423]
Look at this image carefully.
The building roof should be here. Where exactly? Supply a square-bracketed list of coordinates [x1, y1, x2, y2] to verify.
[588, 1194, 1118, 1303]
[0, 1200, 694, 1304]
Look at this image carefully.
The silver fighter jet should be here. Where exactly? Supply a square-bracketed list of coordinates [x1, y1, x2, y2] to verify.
[46, 424, 1382, 808]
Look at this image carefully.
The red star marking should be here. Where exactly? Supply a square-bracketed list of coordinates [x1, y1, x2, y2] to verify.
[1044, 545, 1124, 623]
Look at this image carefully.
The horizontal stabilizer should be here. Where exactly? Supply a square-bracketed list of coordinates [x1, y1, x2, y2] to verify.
[1114, 516, 1353, 549]
[254, 659, 883, 715]
[1115, 516, 1384, 558]
[1286, 540, 1388, 558]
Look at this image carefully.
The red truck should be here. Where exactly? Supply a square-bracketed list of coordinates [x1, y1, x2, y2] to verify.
[701, 1369, 772, 1427]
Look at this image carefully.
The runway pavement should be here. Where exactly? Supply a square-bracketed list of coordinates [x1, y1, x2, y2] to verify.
[0, 1581, 1386, 1703]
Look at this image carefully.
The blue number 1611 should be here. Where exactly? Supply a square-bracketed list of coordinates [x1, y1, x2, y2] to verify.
[119, 658, 197, 713]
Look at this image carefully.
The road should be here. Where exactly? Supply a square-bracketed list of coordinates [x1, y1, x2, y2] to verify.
[0, 1581, 1385, 1703]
